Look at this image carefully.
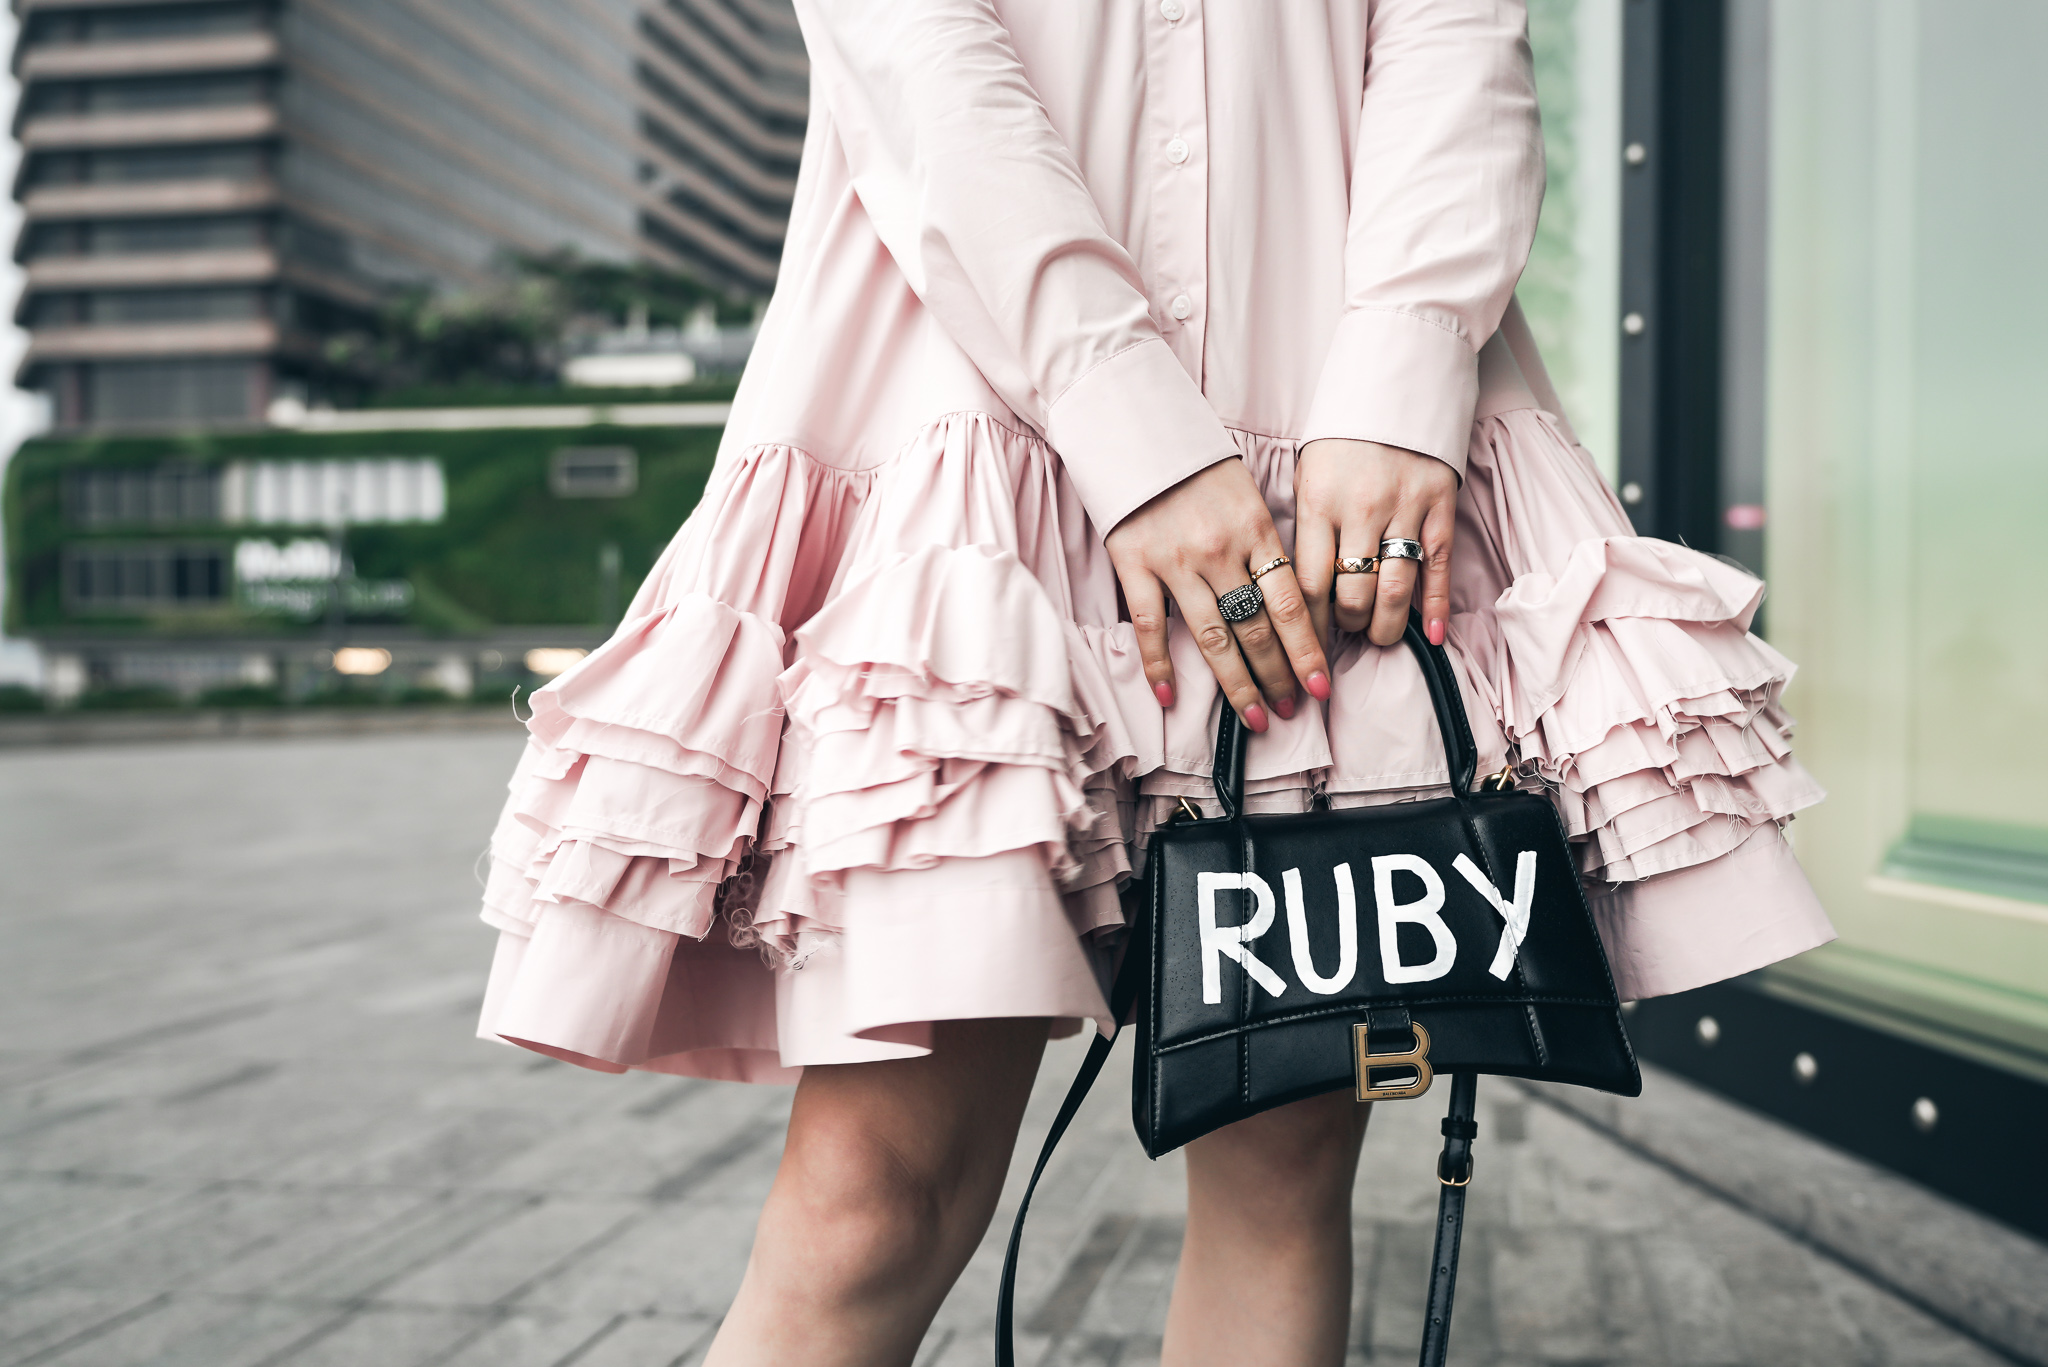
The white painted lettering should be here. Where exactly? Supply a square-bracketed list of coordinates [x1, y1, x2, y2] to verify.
[1371, 854, 1456, 984]
[1453, 851, 1537, 979]
[1282, 864, 1359, 995]
[1196, 871, 1288, 1003]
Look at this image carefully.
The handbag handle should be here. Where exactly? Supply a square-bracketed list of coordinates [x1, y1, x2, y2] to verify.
[1211, 610, 1479, 812]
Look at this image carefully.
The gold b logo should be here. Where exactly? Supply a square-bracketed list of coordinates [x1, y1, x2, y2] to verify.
[1353, 1022, 1434, 1101]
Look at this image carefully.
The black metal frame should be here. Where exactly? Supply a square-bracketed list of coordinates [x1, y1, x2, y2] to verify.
[1619, 0, 1726, 553]
[1629, 980, 2048, 1242]
[1617, 0, 2048, 1242]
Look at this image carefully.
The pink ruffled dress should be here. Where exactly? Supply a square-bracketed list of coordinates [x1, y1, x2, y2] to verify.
[476, 0, 1834, 1084]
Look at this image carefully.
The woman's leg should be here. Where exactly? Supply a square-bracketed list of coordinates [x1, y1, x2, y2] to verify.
[704, 1017, 1051, 1367]
[1161, 1091, 1373, 1367]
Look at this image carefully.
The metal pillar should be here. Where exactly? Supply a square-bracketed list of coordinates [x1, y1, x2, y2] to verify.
[1619, 0, 1727, 554]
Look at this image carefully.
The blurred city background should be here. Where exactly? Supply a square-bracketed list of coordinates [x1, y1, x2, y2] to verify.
[0, 1, 2043, 1365]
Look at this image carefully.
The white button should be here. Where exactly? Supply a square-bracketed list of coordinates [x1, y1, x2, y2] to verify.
[1169, 294, 1193, 321]
[1160, 0, 1184, 20]
[1166, 137, 1189, 165]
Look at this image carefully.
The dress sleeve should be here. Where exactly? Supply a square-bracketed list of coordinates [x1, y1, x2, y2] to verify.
[793, 0, 1240, 533]
[1300, 0, 1545, 479]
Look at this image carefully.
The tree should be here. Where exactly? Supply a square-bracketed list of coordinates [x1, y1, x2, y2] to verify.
[322, 252, 760, 394]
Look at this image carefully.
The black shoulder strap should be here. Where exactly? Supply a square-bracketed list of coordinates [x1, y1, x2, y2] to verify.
[995, 995, 1482, 1366]
[1418, 1072, 1479, 1367]
[995, 936, 1145, 1367]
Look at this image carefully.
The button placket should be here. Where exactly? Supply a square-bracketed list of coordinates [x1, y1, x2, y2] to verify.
[1141, 0, 1209, 379]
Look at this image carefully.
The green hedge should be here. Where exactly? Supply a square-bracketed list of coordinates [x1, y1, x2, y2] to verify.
[4, 420, 726, 638]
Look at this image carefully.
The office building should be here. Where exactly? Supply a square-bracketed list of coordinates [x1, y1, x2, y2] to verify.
[10, 0, 805, 430]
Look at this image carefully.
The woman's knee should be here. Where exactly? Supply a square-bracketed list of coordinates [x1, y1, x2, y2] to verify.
[758, 1115, 957, 1299]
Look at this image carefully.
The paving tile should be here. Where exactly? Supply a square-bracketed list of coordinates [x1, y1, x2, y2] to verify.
[1689, 1201, 1874, 1367]
[28, 1295, 339, 1367]
[0, 1286, 162, 1367]
[21, 1184, 439, 1296]
[3, 731, 2036, 1367]
[1081, 1216, 1184, 1342]
[184, 1189, 451, 1298]
[1362, 1221, 1437, 1362]
[1489, 1227, 1611, 1361]
[564, 1313, 717, 1367]
[514, 1197, 759, 1321]
[1805, 1255, 2015, 1367]
[477, 1088, 787, 1200]
[255, 1190, 539, 1303]
[1024, 1211, 1138, 1338]
[428, 1311, 620, 1367]
[261, 1304, 486, 1367]
[293, 1107, 562, 1191]
[1636, 1232, 1745, 1366]
[0, 1173, 169, 1278]
[373, 1197, 643, 1308]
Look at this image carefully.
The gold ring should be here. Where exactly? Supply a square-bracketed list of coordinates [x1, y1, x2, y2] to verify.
[1335, 556, 1379, 575]
[1249, 555, 1292, 582]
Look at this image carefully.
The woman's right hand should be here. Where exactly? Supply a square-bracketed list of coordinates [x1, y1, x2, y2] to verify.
[1104, 458, 1331, 732]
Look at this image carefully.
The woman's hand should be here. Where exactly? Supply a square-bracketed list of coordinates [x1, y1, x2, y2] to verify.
[1292, 438, 1458, 648]
[1105, 459, 1330, 733]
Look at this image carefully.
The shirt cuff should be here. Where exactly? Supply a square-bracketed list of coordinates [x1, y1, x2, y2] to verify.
[1300, 307, 1482, 480]
[1045, 337, 1241, 534]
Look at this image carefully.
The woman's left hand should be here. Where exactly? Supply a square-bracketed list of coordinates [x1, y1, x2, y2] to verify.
[1292, 438, 1459, 649]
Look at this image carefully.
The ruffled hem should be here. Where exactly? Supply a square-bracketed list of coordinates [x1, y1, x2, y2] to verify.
[481, 589, 787, 951]
[1587, 822, 1835, 999]
[477, 416, 1138, 1076]
[475, 394, 1833, 1081]
[738, 539, 1137, 967]
[1465, 408, 1826, 884]
[478, 850, 1113, 1080]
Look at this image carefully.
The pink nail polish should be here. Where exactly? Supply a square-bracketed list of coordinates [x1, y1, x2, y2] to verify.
[1244, 704, 1269, 732]
[1274, 696, 1295, 721]
[1427, 619, 1447, 647]
[1154, 680, 1175, 708]
[1305, 671, 1331, 702]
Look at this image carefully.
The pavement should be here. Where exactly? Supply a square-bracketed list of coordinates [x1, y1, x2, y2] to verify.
[0, 728, 2038, 1367]
[0, 705, 516, 751]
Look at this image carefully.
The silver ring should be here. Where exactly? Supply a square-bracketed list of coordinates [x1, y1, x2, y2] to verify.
[1216, 583, 1264, 623]
[1378, 537, 1425, 562]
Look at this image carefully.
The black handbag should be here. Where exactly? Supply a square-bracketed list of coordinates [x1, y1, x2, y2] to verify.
[998, 614, 1640, 1367]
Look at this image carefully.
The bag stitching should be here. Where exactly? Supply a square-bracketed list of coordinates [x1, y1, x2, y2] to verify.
[1149, 994, 1623, 1056]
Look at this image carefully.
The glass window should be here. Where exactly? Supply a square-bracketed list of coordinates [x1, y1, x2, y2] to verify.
[1518, 0, 1623, 479]
[21, 145, 267, 188]
[64, 465, 223, 528]
[62, 543, 229, 611]
[83, 359, 258, 424]
[25, 2, 266, 47]
[1765, 0, 2048, 1062]
[219, 459, 447, 527]
[33, 288, 264, 325]
[25, 216, 267, 257]
[24, 73, 269, 117]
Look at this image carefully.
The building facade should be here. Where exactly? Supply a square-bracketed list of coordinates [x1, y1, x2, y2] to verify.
[9, 0, 804, 430]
